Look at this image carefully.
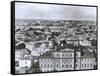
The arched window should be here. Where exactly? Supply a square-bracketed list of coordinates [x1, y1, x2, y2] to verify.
[51, 64, 52, 68]
[57, 53, 59, 56]
[66, 64, 68, 68]
[57, 64, 59, 68]
[48, 64, 49, 68]
[70, 64, 72, 68]
[81, 64, 83, 67]
[44, 64, 46, 68]
[90, 64, 92, 67]
[76, 64, 77, 67]
[62, 65, 64, 68]
[85, 64, 86, 67]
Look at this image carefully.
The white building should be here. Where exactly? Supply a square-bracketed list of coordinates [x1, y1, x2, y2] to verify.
[39, 48, 96, 72]
[39, 48, 75, 72]
[81, 56, 96, 70]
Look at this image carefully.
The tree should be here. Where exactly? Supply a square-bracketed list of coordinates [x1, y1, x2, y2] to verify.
[91, 39, 97, 46]
[15, 43, 26, 49]
[31, 61, 42, 73]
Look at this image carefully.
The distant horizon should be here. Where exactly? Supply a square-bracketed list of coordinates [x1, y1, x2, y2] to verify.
[15, 18, 96, 21]
[15, 2, 97, 21]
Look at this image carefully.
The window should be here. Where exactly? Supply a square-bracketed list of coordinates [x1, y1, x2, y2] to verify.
[51, 64, 52, 68]
[57, 64, 59, 68]
[62, 65, 64, 68]
[81, 64, 83, 67]
[44, 64, 46, 68]
[70, 65, 72, 68]
[90, 64, 92, 67]
[48, 64, 49, 68]
[66, 65, 68, 68]
[62, 54, 64, 57]
[85, 64, 86, 67]
[57, 53, 59, 56]
[76, 64, 77, 67]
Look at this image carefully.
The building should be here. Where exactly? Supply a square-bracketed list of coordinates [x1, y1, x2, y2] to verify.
[80, 52, 96, 70]
[39, 48, 75, 72]
[39, 47, 96, 72]
[15, 58, 32, 74]
[15, 48, 32, 74]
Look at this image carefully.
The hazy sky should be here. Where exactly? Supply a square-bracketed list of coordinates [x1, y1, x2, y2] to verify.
[15, 2, 97, 20]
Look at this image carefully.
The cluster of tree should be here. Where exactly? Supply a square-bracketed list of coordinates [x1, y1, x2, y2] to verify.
[30, 61, 42, 73]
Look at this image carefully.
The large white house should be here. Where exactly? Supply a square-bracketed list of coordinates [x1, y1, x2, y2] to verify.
[81, 56, 96, 70]
[39, 48, 96, 72]
[39, 48, 74, 72]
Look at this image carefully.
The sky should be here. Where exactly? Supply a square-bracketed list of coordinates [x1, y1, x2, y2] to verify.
[15, 2, 97, 20]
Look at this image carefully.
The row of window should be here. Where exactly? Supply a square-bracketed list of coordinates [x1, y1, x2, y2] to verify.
[81, 64, 93, 67]
[40, 58, 95, 62]
[40, 59, 73, 62]
[62, 64, 72, 68]
[40, 59, 53, 62]
[41, 64, 53, 68]
[81, 58, 95, 62]
[55, 53, 73, 57]
[40, 64, 73, 68]
[40, 63, 94, 68]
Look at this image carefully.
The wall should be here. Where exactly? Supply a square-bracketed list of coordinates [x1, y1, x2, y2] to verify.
[0, 0, 99, 76]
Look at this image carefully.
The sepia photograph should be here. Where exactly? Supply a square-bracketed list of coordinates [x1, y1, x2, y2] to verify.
[12, 1, 97, 74]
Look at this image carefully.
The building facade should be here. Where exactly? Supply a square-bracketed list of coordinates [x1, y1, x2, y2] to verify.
[39, 48, 96, 72]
